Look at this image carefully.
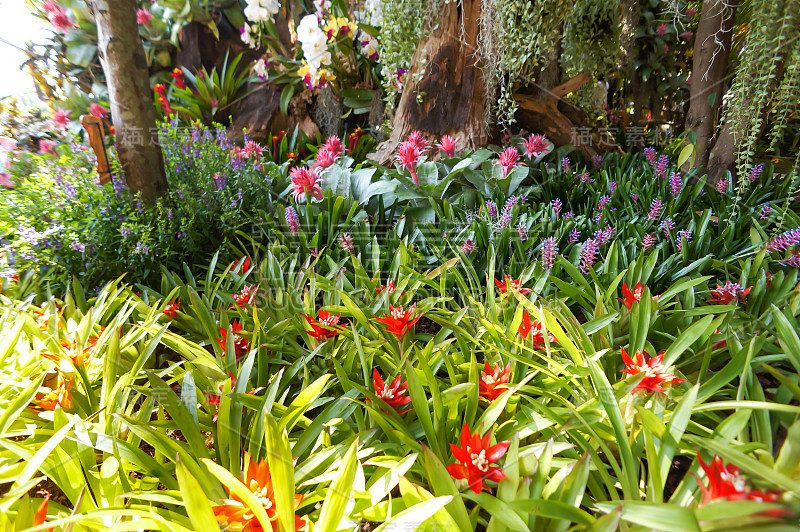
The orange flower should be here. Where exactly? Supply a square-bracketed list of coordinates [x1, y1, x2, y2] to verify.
[479, 362, 511, 401]
[213, 458, 305, 531]
[33, 377, 72, 410]
[446, 423, 510, 494]
[621, 348, 685, 393]
[619, 282, 643, 310]
[33, 495, 54, 532]
[370, 368, 412, 414]
[304, 310, 343, 341]
[41, 340, 91, 367]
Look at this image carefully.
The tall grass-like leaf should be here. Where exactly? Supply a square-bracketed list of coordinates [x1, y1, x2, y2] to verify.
[316, 439, 359, 531]
[0, 374, 44, 435]
[176, 458, 218, 531]
[372, 496, 454, 532]
[421, 445, 472, 532]
[594, 501, 700, 532]
[586, 358, 638, 500]
[264, 413, 296, 532]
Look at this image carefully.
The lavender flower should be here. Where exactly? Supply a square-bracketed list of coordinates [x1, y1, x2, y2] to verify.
[759, 206, 774, 219]
[498, 196, 522, 229]
[676, 229, 692, 251]
[134, 241, 150, 255]
[579, 239, 599, 274]
[121, 225, 132, 239]
[661, 217, 675, 235]
[655, 155, 669, 179]
[486, 200, 498, 219]
[642, 233, 656, 250]
[609, 181, 617, 194]
[643, 147, 657, 166]
[561, 157, 570, 173]
[563, 211, 575, 219]
[749, 163, 764, 183]
[286, 206, 300, 236]
[778, 250, 800, 268]
[517, 222, 528, 241]
[71, 241, 85, 252]
[541, 237, 558, 270]
[551, 198, 563, 218]
[597, 195, 612, 211]
[631, 192, 639, 203]
[766, 229, 800, 252]
[214, 173, 227, 190]
[577, 172, 594, 184]
[648, 199, 665, 220]
[592, 154, 603, 168]
[569, 229, 581, 243]
[669, 172, 682, 197]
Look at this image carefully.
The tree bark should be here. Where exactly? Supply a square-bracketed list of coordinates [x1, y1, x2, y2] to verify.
[515, 73, 612, 160]
[370, 0, 488, 164]
[91, 0, 167, 204]
[683, 0, 739, 174]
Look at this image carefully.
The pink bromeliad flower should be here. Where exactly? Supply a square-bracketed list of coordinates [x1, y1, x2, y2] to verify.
[136, 8, 153, 26]
[44, 1, 78, 32]
[52, 109, 71, 129]
[407, 131, 429, 153]
[89, 103, 109, 118]
[498, 147, 520, 178]
[313, 148, 337, 171]
[522, 134, 551, 158]
[437, 135, 457, 158]
[397, 142, 421, 185]
[324, 136, 344, 157]
[290, 167, 324, 201]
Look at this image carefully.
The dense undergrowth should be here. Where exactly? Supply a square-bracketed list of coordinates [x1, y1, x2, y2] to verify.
[1, 130, 800, 530]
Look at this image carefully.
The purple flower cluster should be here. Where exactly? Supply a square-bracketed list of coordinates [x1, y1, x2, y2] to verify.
[579, 239, 599, 274]
[643, 147, 657, 166]
[661, 217, 675, 235]
[498, 196, 523, 228]
[517, 222, 528, 242]
[749, 163, 764, 183]
[563, 211, 575, 219]
[594, 226, 615, 246]
[676, 229, 692, 251]
[541, 237, 558, 270]
[592, 154, 603, 168]
[285, 206, 300, 236]
[485, 200, 498, 219]
[338, 232, 355, 252]
[759, 206, 774, 219]
[766, 229, 800, 252]
[597, 195, 612, 211]
[609, 181, 617, 194]
[134, 241, 150, 255]
[716, 178, 728, 193]
[669, 173, 682, 197]
[779, 250, 800, 268]
[551, 198, 563, 218]
[642, 233, 656, 250]
[648, 199, 665, 220]
[569, 229, 581, 243]
[631, 192, 639, 203]
[561, 157, 570, 173]
[655, 155, 669, 179]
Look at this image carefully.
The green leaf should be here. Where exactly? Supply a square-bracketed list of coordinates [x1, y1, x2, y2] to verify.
[594, 501, 700, 532]
[421, 445, 472, 532]
[203, 458, 274, 531]
[677, 143, 694, 168]
[372, 496, 454, 532]
[176, 458, 218, 531]
[265, 414, 296, 532]
[316, 439, 359, 531]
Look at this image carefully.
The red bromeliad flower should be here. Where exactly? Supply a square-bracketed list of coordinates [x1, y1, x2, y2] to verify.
[375, 304, 421, 340]
[312, 148, 337, 170]
[243, 140, 263, 159]
[619, 281, 643, 309]
[518, 311, 556, 346]
[621, 348, 685, 393]
[217, 321, 250, 358]
[41, 340, 92, 367]
[232, 285, 257, 308]
[324, 135, 344, 157]
[232, 256, 252, 274]
[32, 495, 54, 532]
[479, 362, 511, 401]
[213, 457, 305, 531]
[376, 279, 395, 294]
[494, 276, 532, 296]
[163, 299, 180, 319]
[523, 134, 551, 158]
[696, 453, 783, 507]
[407, 130, 429, 152]
[498, 147, 520, 178]
[397, 142, 421, 185]
[290, 167, 324, 201]
[304, 310, 343, 341]
[33, 377, 72, 411]
[371, 368, 412, 414]
[205, 374, 263, 420]
[437, 135, 457, 158]
[707, 282, 752, 305]
[446, 424, 510, 494]
[169, 68, 186, 89]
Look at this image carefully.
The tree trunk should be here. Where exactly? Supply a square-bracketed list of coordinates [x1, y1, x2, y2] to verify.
[91, 0, 167, 204]
[371, 0, 488, 164]
[683, 0, 739, 174]
[515, 73, 611, 160]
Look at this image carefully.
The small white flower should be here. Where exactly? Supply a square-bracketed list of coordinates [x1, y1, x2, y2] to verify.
[253, 57, 268, 78]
